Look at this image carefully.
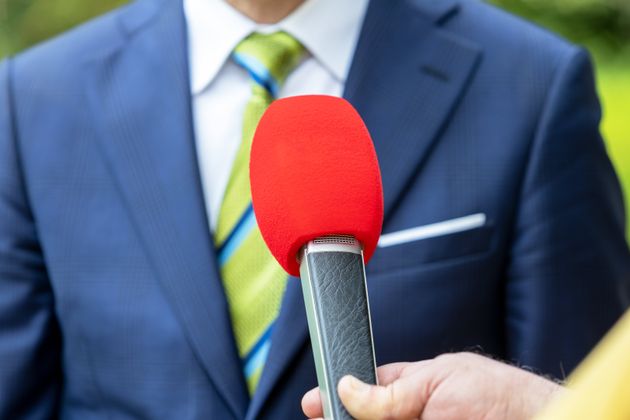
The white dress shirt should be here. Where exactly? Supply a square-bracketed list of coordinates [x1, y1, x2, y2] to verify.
[183, 0, 368, 232]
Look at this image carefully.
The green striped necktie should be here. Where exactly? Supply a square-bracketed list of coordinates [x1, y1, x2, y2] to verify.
[214, 31, 305, 395]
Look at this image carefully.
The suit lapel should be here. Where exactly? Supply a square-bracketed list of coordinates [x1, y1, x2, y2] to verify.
[82, 0, 249, 417]
[247, 0, 481, 417]
[345, 0, 481, 221]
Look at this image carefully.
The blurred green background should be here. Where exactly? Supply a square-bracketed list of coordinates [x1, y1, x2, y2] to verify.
[0, 0, 628, 237]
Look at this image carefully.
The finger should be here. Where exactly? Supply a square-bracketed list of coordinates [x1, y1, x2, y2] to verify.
[337, 375, 427, 419]
[376, 362, 411, 385]
[301, 387, 324, 419]
[302, 363, 416, 419]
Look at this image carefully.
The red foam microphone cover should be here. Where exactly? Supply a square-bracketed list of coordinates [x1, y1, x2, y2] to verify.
[250, 95, 384, 276]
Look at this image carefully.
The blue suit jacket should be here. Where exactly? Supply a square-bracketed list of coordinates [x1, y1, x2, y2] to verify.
[1, 0, 629, 418]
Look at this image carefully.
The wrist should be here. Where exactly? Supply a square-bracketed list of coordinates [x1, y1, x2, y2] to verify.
[511, 371, 564, 419]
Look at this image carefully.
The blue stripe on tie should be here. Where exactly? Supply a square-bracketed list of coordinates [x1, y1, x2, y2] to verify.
[217, 205, 257, 267]
[216, 204, 254, 253]
[244, 337, 273, 379]
[232, 52, 279, 97]
[243, 323, 275, 368]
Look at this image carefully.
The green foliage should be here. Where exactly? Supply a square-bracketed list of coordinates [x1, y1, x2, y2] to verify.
[597, 63, 630, 238]
[1, 0, 126, 56]
[491, 0, 630, 58]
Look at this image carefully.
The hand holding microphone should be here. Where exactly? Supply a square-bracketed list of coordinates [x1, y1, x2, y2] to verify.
[250, 95, 383, 419]
[302, 353, 563, 420]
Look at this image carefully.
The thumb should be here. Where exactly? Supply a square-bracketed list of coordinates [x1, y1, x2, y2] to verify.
[337, 375, 425, 419]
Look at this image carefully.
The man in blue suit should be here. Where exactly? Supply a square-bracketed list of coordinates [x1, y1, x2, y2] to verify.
[1, 0, 629, 418]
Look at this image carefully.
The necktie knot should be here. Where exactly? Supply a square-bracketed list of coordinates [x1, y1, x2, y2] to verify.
[233, 31, 305, 97]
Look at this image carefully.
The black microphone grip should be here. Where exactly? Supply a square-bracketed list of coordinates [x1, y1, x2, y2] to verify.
[299, 236, 378, 420]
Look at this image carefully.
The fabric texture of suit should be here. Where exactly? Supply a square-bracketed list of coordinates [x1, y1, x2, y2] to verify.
[1, 0, 629, 418]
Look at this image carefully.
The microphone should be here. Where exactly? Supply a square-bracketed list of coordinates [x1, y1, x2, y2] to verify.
[250, 95, 384, 419]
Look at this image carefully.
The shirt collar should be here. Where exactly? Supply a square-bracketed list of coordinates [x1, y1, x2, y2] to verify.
[183, 0, 369, 95]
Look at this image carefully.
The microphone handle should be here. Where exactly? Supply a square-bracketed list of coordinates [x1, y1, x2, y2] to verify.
[299, 236, 378, 420]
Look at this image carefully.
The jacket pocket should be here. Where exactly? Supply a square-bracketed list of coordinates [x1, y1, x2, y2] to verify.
[367, 223, 494, 274]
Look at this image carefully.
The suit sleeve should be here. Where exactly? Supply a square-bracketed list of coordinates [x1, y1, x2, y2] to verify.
[505, 48, 630, 378]
[0, 59, 62, 419]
